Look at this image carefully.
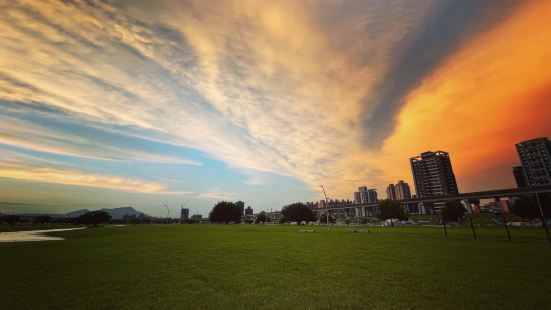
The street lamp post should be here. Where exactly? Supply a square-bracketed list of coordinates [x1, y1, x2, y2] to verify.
[319, 185, 330, 230]
[535, 192, 550, 243]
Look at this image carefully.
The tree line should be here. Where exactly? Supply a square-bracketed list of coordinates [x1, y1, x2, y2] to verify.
[0, 210, 112, 227]
[206, 194, 549, 225]
[2, 194, 547, 227]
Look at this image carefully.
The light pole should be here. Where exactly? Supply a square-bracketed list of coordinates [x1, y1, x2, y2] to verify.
[535, 192, 550, 243]
[319, 185, 330, 230]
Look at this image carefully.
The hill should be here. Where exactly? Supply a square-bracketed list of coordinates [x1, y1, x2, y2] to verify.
[65, 209, 90, 218]
[100, 207, 147, 220]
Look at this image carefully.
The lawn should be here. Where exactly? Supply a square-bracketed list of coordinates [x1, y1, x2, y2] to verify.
[1, 224, 550, 309]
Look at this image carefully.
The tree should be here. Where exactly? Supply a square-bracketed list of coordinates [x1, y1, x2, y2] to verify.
[281, 203, 315, 224]
[76, 210, 111, 227]
[319, 214, 336, 225]
[33, 216, 52, 224]
[209, 201, 241, 223]
[0, 215, 20, 226]
[377, 199, 406, 220]
[511, 194, 550, 219]
[441, 200, 466, 223]
[255, 211, 268, 224]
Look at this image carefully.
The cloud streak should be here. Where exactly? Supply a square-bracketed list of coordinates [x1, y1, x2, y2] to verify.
[0, 157, 168, 193]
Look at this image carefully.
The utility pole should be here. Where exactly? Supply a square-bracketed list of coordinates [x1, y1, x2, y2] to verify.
[535, 192, 550, 243]
[319, 185, 330, 230]
[468, 201, 477, 240]
[503, 217, 512, 241]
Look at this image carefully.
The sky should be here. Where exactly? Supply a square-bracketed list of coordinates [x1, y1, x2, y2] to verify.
[1, 0, 551, 217]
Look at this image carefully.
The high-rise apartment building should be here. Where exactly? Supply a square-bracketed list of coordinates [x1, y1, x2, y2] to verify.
[515, 137, 551, 186]
[386, 181, 412, 200]
[180, 207, 189, 220]
[395, 180, 412, 200]
[353, 192, 361, 204]
[410, 151, 459, 197]
[354, 186, 378, 204]
[236, 201, 245, 215]
[512, 166, 528, 188]
[386, 184, 397, 200]
[367, 189, 378, 203]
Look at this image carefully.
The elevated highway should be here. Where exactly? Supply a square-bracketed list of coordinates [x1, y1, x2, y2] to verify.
[313, 185, 551, 216]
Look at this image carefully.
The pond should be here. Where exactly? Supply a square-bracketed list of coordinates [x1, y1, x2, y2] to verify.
[0, 227, 85, 242]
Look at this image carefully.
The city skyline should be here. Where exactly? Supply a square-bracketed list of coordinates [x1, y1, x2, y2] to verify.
[1, 1, 551, 217]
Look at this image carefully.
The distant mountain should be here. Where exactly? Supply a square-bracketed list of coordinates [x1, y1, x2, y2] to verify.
[65, 209, 90, 218]
[26, 207, 151, 219]
[100, 207, 147, 220]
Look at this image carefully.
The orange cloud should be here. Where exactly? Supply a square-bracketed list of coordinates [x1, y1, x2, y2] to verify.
[371, 0, 551, 193]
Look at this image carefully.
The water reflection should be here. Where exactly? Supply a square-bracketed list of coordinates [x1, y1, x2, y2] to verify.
[0, 228, 85, 242]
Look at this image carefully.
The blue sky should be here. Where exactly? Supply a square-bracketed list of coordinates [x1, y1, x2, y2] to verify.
[0, 102, 314, 215]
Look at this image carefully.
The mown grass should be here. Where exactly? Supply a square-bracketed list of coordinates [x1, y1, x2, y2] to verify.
[1, 224, 550, 309]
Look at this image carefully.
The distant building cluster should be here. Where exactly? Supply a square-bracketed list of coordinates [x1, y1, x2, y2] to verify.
[190, 214, 203, 221]
[347, 151, 459, 205]
[318, 199, 353, 208]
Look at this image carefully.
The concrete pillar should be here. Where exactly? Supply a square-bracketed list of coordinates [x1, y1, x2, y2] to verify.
[418, 202, 425, 215]
[462, 199, 472, 214]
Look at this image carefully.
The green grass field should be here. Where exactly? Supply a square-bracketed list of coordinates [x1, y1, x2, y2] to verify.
[1, 224, 550, 309]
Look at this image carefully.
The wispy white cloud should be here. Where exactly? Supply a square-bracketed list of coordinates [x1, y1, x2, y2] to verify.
[0, 152, 174, 193]
[195, 189, 238, 202]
